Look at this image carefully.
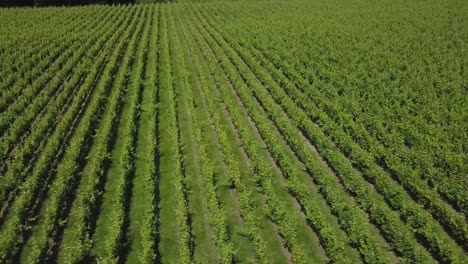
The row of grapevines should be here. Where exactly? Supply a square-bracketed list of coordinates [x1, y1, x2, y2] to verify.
[180, 11, 272, 263]
[219, 2, 467, 215]
[191, 7, 391, 263]
[133, 4, 159, 263]
[0, 7, 105, 104]
[243, 40, 468, 248]
[238, 35, 468, 247]
[159, 5, 192, 263]
[171, 5, 233, 263]
[0, 5, 127, 215]
[0, 7, 111, 136]
[55, 6, 147, 263]
[0, 9, 86, 97]
[0, 6, 116, 166]
[212, 5, 467, 246]
[200, 6, 466, 262]
[198, 6, 465, 263]
[190, 8, 345, 264]
[0, 5, 120, 171]
[0, 5, 137, 263]
[183, 10, 354, 263]
[0, 7, 94, 92]
[94, 4, 152, 262]
[0, 6, 117, 149]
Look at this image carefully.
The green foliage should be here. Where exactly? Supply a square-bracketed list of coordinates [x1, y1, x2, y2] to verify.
[0, 1, 466, 263]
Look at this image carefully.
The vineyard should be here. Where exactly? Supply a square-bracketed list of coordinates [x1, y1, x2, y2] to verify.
[0, 0, 467, 263]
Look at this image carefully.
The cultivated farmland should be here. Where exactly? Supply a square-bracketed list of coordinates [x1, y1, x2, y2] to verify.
[0, 1, 467, 263]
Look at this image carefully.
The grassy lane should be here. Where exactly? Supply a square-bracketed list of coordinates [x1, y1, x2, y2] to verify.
[125, 4, 159, 264]
[156, 6, 179, 262]
[174, 5, 239, 263]
[174, 7, 256, 263]
[157, 5, 192, 263]
[167, 4, 219, 264]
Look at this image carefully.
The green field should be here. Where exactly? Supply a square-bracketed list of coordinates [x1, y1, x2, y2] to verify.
[0, 0, 467, 263]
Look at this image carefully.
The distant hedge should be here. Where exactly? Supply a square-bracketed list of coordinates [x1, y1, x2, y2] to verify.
[0, 0, 136, 7]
